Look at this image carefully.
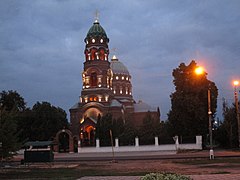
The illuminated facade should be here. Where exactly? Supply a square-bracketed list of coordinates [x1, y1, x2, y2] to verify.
[69, 19, 160, 146]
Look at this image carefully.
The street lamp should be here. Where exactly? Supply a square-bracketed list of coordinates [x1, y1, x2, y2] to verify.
[195, 66, 214, 159]
[233, 80, 240, 148]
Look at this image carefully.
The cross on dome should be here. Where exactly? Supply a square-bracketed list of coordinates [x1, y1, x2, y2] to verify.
[111, 48, 118, 61]
[94, 10, 99, 23]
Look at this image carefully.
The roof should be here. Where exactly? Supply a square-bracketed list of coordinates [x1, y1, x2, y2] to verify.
[110, 99, 122, 107]
[24, 141, 53, 147]
[86, 21, 108, 40]
[134, 100, 156, 112]
[110, 56, 130, 75]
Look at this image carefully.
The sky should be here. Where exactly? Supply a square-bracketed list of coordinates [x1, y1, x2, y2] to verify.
[0, 0, 240, 120]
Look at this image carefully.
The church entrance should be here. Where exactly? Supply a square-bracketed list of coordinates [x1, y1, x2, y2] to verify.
[80, 124, 95, 146]
[79, 107, 102, 147]
[79, 116, 96, 147]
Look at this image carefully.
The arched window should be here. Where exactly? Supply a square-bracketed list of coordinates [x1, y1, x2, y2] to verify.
[90, 49, 97, 60]
[99, 49, 105, 60]
[90, 72, 97, 87]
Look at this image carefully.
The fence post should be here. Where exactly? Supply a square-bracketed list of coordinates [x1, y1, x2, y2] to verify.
[77, 140, 81, 153]
[155, 137, 159, 146]
[196, 135, 202, 149]
[96, 139, 100, 148]
[115, 138, 119, 148]
[135, 137, 139, 147]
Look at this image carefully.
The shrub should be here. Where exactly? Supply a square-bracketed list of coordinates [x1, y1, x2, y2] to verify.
[141, 173, 192, 180]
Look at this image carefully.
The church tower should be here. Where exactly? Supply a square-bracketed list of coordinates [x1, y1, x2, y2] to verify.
[80, 18, 113, 105]
[70, 18, 115, 146]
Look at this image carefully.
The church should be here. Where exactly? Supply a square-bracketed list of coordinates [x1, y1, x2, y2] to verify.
[69, 17, 160, 147]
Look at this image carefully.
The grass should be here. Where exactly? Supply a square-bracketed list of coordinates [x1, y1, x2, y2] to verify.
[0, 166, 149, 179]
[1, 158, 240, 179]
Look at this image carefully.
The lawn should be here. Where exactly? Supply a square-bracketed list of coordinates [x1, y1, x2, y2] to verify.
[1, 157, 240, 179]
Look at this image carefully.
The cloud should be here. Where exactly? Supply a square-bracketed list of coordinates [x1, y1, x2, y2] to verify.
[0, 0, 239, 120]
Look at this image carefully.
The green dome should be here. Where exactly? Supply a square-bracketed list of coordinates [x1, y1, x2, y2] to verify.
[86, 21, 108, 40]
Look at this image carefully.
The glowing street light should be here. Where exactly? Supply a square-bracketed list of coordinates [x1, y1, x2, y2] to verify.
[233, 80, 240, 148]
[195, 66, 214, 159]
[195, 67, 205, 75]
[233, 80, 239, 86]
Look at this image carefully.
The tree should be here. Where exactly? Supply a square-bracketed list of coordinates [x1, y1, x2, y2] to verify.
[95, 113, 113, 146]
[30, 102, 69, 141]
[215, 100, 238, 148]
[0, 90, 26, 158]
[168, 60, 218, 137]
[0, 90, 26, 112]
[118, 120, 137, 146]
[138, 111, 159, 145]
[0, 109, 21, 158]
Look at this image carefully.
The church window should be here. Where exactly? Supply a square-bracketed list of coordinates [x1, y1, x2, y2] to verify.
[85, 97, 88, 103]
[92, 38, 95, 43]
[91, 49, 97, 60]
[98, 96, 102, 102]
[116, 76, 119, 80]
[99, 49, 105, 60]
[86, 40, 89, 44]
[120, 87, 123, 94]
[126, 77, 129, 81]
[100, 39, 103, 43]
[122, 76, 124, 80]
[90, 72, 97, 87]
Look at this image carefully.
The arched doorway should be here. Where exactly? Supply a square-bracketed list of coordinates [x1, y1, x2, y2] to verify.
[54, 129, 74, 153]
[79, 106, 102, 147]
[59, 132, 69, 152]
[80, 123, 95, 146]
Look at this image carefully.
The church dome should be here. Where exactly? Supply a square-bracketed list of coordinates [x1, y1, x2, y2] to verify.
[85, 21, 108, 40]
[110, 55, 130, 75]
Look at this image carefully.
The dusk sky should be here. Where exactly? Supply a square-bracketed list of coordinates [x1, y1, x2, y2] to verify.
[0, 0, 239, 120]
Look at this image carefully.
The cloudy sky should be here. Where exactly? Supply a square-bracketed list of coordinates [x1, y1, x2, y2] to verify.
[0, 0, 239, 120]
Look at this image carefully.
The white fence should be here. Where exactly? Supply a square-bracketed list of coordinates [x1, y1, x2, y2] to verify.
[78, 136, 202, 153]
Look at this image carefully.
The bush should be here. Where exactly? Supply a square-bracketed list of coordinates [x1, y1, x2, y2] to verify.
[141, 173, 192, 180]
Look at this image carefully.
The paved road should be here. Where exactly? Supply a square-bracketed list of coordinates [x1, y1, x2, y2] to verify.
[14, 149, 240, 162]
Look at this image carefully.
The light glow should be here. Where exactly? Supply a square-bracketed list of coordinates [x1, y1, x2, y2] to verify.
[195, 67, 205, 75]
[233, 80, 239, 86]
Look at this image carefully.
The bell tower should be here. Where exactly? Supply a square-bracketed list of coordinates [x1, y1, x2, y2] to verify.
[80, 17, 113, 104]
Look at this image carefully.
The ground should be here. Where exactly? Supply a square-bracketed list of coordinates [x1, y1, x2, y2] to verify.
[1, 157, 240, 179]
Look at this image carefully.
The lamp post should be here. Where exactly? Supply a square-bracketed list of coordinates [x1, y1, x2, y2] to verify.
[195, 67, 214, 159]
[233, 80, 240, 148]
